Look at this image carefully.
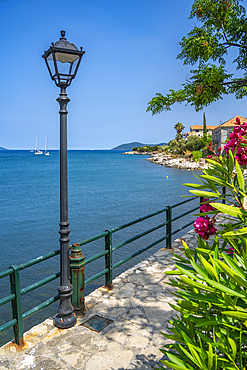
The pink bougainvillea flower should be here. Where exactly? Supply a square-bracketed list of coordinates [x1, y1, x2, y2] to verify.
[208, 155, 212, 159]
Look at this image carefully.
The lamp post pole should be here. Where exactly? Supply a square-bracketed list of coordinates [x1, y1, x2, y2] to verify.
[42, 31, 85, 329]
[53, 86, 76, 329]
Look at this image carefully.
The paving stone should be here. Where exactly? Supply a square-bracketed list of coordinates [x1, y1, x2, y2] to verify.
[143, 302, 173, 328]
[58, 349, 91, 368]
[125, 335, 149, 349]
[108, 307, 126, 318]
[85, 349, 133, 369]
[34, 357, 67, 370]
[127, 308, 143, 315]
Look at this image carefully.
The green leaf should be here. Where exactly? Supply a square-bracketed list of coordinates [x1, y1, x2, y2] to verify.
[235, 160, 245, 193]
[167, 353, 193, 369]
[159, 361, 193, 370]
[208, 343, 213, 369]
[216, 259, 247, 288]
[228, 338, 237, 361]
[223, 254, 246, 279]
[176, 263, 197, 279]
[206, 159, 228, 175]
[189, 190, 220, 198]
[210, 280, 246, 297]
[210, 203, 247, 218]
[199, 175, 231, 188]
[196, 332, 214, 345]
[228, 150, 234, 177]
[183, 183, 208, 189]
[223, 227, 247, 237]
[179, 276, 216, 292]
[200, 256, 219, 282]
[187, 344, 204, 368]
[221, 311, 247, 320]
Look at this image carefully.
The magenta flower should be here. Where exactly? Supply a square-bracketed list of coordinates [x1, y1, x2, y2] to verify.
[224, 117, 247, 165]
[200, 198, 216, 213]
[193, 215, 217, 240]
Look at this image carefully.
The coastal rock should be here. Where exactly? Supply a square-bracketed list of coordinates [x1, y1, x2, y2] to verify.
[146, 153, 209, 170]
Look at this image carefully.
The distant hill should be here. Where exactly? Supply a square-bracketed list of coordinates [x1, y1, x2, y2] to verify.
[0, 147, 7, 150]
[112, 142, 167, 150]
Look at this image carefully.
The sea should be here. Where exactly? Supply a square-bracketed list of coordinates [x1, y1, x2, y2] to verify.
[0, 149, 200, 345]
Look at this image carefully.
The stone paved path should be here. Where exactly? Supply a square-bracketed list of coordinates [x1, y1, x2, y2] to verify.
[0, 218, 224, 370]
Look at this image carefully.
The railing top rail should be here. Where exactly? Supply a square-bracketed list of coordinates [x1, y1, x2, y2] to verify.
[14, 250, 60, 271]
[75, 195, 199, 245]
[110, 207, 170, 233]
[0, 269, 12, 280]
[170, 196, 197, 209]
[77, 231, 109, 247]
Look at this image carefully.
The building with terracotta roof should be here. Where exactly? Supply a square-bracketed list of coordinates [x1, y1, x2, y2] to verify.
[212, 115, 247, 151]
[189, 124, 218, 137]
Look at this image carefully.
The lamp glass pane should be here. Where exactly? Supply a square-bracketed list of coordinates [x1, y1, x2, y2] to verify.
[56, 60, 72, 76]
[71, 58, 80, 75]
[47, 55, 56, 77]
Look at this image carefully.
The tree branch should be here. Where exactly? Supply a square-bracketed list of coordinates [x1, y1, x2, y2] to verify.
[222, 42, 247, 49]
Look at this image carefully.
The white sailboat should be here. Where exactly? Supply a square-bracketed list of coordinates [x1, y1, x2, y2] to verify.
[44, 133, 50, 156]
[35, 135, 43, 155]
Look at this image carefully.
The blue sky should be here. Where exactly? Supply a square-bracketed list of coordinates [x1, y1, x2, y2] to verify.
[1, 0, 247, 149]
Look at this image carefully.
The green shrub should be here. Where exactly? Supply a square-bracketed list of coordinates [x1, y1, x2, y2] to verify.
[192, 150, 202, 162]
[157, 150, 247, 370]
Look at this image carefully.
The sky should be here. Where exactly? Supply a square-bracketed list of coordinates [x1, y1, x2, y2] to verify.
[1, 0, 247, 150]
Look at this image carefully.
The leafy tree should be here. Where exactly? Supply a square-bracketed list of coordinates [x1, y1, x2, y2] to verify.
[174, 122, 185, 141]
[147, 0, 247, 113]
[203, 112, 207, 138]
[186, 135, 204, 151]
[169, 135, 204, 154]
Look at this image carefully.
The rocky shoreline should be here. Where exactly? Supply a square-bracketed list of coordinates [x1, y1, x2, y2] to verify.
[123, 151, 209, 170]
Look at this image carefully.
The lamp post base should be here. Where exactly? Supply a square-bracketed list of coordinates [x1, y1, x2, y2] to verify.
[53, 285, 77, 329]
[53, 312, 77, 329]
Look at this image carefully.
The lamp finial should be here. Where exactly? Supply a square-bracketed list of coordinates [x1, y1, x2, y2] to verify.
[60, 30, 66, 39]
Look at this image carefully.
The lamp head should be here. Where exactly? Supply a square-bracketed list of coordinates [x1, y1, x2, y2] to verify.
[42, 30, 85, 88]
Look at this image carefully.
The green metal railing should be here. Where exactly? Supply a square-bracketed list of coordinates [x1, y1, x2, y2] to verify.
[0, 189, 226, 346]
[0, 250, 60, 346]
[69, 194, 204, 312]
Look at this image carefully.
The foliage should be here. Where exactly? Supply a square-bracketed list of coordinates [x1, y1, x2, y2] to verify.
[157, 117, 247, 369]
[168, 135, 204, 155]
[158, 236, 247, 370]
[200, 134, 213, 149]
[185, 135, 204, 152]
[175, 122, 185, 141]
[147, 0, 247, 113]
[132, 145, 168, 152]
[192, 150, 203, 162]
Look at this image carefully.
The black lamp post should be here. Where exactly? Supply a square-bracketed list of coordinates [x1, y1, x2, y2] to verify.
[42, 31, 85, 329]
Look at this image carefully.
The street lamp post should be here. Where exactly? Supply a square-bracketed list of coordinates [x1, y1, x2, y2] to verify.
[42, 31, 85, 329]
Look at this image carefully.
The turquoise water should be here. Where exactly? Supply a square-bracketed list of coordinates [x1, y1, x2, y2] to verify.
[0, 150, 200, 345]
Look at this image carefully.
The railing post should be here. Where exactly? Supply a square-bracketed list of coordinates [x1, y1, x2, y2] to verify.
[70, 244, 85, 314]
[200, 196, 204, 215]
[222, 186, 226, 204]
[105, 230, 113, 288]
[166, 206, 172, 249]
[10, 265, 24, 346]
